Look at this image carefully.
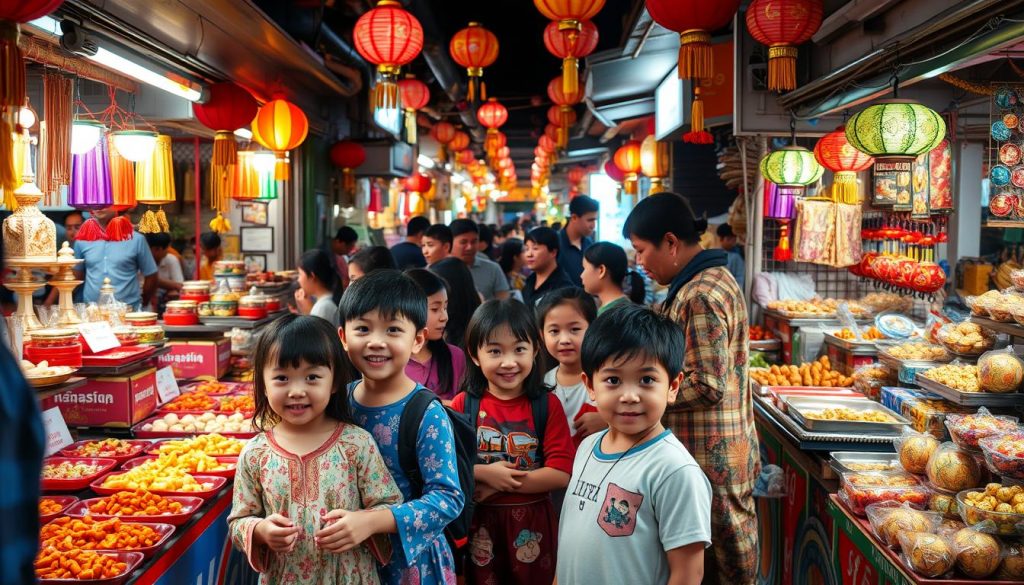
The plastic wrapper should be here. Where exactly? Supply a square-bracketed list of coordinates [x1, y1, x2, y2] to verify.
[926, 441, 984, 492]
[945, 408, 1019, 451]
[860, 292, 914, 315]
[228, 328, 253, 356]
[936, 518, 967, 538]
[753, 464, 785, 498]
[840, 471, 928, 516]
[965, 295, 987, 318]
[958, 483, 1024, 537]
[895, 428, 940, 475]
[898, 531, 955, 578]
[980, 431, 1024, 480]
[882, 387, 972, 439]
[997, 542, 1024, 580]
[925, 481, 961, 520]
[853, 364, 896, 401]
[867, 502, 940, 549]
[935, 321, 997, 356]
[980, 295, 1015, 322]
[979, 348, 1024, 393]
[952, 527, 1004, 578]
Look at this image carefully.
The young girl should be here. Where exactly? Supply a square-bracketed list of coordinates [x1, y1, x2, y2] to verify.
[537, 288, 604, 448]
[450, 300, 574, 585]
[228, 314, 402, 585]
[403, 269, 467, 401]
[348, 246, 397, 282]
[429, 257, 481, 348]
[581, 242, 646, 314]
[295, 249, 343, 326]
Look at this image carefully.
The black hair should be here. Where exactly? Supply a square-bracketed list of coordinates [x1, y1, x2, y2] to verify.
[569, 195, 599, 217]
[716, 223, 736, 238]
[622, 192, 707, 246]
[406, 216, 430, 237]
[404, 268, 458, 396]
[581, 302, 684, 380]
[252, 314, 355, 431]
[145, 232, 171, 249]
[299, 248, 343, 303]
[462, 299, 549, 399]
[583, 242, 646, 303]
[335, 225, 358, 244]
[429, 257, 481, 348]
[338, 269, 427, 330]
[449, 218, 479, 238]
[536, 287, 597, 329]
[500, 223, 518, 238]
[424, 224, 453, 247]
[551, 221, 562, 231]
[64, 210, 84, 225]
[525, 226, 559, 253]
[478, 223, 495, 258]
[349, 246, 397, 275]
[498, 238, 524, 275]
[200, 232, 221, 251]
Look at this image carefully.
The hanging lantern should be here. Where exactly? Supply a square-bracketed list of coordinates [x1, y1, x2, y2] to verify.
[745, 0, 824, 92]
[230, 150, 260, 203]
[477, 97, 508, 157]
[405, 172, 432, 194]
[192, 81, 258, 170]
[759, 145, 823, 196]
[397, 76, 429, 143]
[330, 140, 366, 196]
[497, 157, 513, 170]
[813, 125, 873, 205]
[763, 180, 796, 260]
[542, 19, 599, 97]
[430, 121, 457, 162]
[449, 22, 499, 102]
[68, 133, 115, 242]
[136, 135, 175, 234]
[456, 149, 476, 166]
[110, 130, 158, 163]
[640, 135, 670, 194]
[449, 130, 471, 152]
[614, 140, 642, 195]
[70, 120, 105, 155]
[252, 98, 309, 180]
[106, 134, 136, 212]
[645, 0, 741, 80]
[541, 128, 558, 152]
[547, 105, 578, 149]
[353, 0, 424, 115]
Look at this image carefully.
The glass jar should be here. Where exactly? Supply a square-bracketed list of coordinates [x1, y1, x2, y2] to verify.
[164, 300, 200, 325]
[181, 281, 211, 303]
[238, 296, 267, 319]
[211, 299, 238, 317]
[135, 326, 165, 344]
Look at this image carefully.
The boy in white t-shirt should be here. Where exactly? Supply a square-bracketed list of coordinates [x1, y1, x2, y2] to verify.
[556, 302, 712, 585]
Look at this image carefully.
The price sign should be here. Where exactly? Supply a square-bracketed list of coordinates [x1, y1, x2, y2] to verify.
[78, 321, 120, 353]
[155, 366, 181, 405]
[41, 407, 73, 456]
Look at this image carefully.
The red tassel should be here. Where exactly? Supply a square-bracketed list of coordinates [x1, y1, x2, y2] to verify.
[683, 131, 714, 145]
[75, 217, 107, 242]
[774, 222, 793, 261]
[105, 215, 134, 242]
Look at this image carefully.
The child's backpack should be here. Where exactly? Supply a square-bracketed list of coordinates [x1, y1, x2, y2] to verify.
[398, 389, 477, 549]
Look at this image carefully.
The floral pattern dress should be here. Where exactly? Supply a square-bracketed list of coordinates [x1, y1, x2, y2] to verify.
[228, 423, 403, 585]
[349, 384, 463, 585]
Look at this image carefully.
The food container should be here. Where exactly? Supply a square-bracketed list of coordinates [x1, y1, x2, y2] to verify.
[39, 495, 79, 524]
[181, 281, 211, 303]
[29, 329, 81, 349]
[786, 396, 910, 434]
[40, 518, 176, 558]
[945, 409, 1020, 451]
[124, 312, 157, 327]
[216, 275, 247, 292]
[979, 432, 1024, 480]
[164, 301, 199, 326]
[197, 302, 213, 317]
[840, 471, 929, 516]
[25, 342, 83, 368]
[66, 495, 203, 527]
[121, 455, 238, 480]
[36, 549, 144, 585]
[41, 458, 119, 492]
[214, 260, 246, 274]
[830, 451, 901, 474]
[264, 296, 281, 312]
[876, 312, 917, 340]
[229, 328, 253, 356]
[237, 296, 267, 319]
[965, 296, 987, 318]
[58, 440, 150, 464]
[925, 482, 962, 520]
[89, 472, 228, 500]
[866, 501, 940, 549]
[135, 326, 165, 344]
[957, 488, 1024, 536]
[210, 300, 238, 317]
[112, 326, 138, 346]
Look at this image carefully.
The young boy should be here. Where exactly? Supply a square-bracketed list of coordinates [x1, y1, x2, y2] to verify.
[557, 302, 712, 585]
[338, 270, 464, 585]
[421, 224, 453, 267]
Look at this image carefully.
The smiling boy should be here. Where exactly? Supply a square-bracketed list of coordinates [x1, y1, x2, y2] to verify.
[556, 302, 712, 585]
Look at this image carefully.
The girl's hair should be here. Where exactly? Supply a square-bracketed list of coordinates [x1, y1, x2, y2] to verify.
[349, 246, 397, 275]
[584, 242, 646, 304]
[536, 287, 597, 328]
[251, 314, 354, 431]
[299, 248, 343, 303]
[498, 238, 524, 275]
[430, 257, 481, 348]
[404, 268, 457, 396]
[622, 192, 708, 246]
[462, 299, 549, 399]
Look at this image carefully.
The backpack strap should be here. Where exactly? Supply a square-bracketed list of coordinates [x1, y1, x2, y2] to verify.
[463, 393, 481, 431]
[531, 394, 548, 467]
[398, 389, 436, 498]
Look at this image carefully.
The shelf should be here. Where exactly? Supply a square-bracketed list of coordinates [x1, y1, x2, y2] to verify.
[35, 376, 87, 401]
[970, 315, 1024, 338]
[984, 220, 1024, 229]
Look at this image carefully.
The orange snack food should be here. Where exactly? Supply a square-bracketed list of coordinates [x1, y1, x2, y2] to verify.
[41, 516, 163, 552]
[217, 394, 255, 414]
[35, 547, 128, 580]
[63, 439, 141, 458]
[39, 498, 64, 516]
[154, 433, 245, 457]
[190, 381, 232, 395]
[835, 326, 886, 341]
[88, 490, 184, 517]
[161, 393, 217, 412]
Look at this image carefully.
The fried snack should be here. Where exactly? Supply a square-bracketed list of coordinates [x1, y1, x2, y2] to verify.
[39, 498, 65, 516]
[88, 490, 185, 517]
[42, 461, 104, 480]
[921, 364, 981, 392]
[835, 326, 886, 341]
[803, 407, 897, 423]
[63, 439, 140, 458]
[141, 412, 254, 434]
[190, 381, 232, 395]
[217, 394, 255, 414]
[161, 392, 217, 412]
[35, 547, 128, 580]
[135, 451, 230, 475]
[750, 356, 852, 387]
[885, 342, 950, 361]
[935, 321, 996, 355]
[41, 516, 163, 552]
[101, 466, 215, 493]
[152, 433, 245, 457]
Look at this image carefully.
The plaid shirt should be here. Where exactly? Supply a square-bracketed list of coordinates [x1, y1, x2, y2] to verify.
[0, 343, 44, 585]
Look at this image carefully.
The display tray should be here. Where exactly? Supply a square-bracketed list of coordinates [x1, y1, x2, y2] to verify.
[823, 332, 880, 352]
[130, 416, 256, 439]
[829, 451, 901, 475]
[198, 314, 279, 329]
[145, 438, 248, 458]
[749, 339, 781, 351]
[39, 495, 79, 524]
[120, 455, 238, 480]
[915, 373, 1024, 407]
[41, 458, 120, 492]
[89, 473, 228, 500]
[36, 550, 145, 585]
[763, 309, 841, 325]
[58, 440, 152, 465]
[65, 496, 204, 527]
[768, 387, 867, 412]
[178, 380, 249, 395]
[40, 519, 175, 559]
[81, 345, 156, 366]
[753, 394, 903, 450]
[787, 396, 910, 434]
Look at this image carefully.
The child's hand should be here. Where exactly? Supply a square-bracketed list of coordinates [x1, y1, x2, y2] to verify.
[315, 509, 378, 553]
[474, 484, 499, 502]
[574, 412, 609, 439]
[255, 514, 300, 552]
[485, 461, 528, 491]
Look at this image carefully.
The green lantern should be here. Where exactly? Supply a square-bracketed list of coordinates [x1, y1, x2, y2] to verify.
[759, 145, 824, 188]
[845, 99, 946, 158]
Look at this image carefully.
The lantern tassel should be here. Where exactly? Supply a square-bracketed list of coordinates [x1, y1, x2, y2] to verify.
[560, 107, 572, 149]
[678, 30, 712, 80]
[209, 212, 231, 234]
[106, 215, 134, 242]
[274, 156, 288, 181]
[138, 209, 159, 234]
[405, 108, 417, 144]
[768, 45, 799, 93]
[832, 171, 859, 205]
[480, 79, 487, 102]
[467, 77, 476, 103]
[156, 207, 170, 232]
[213, 131, 238, 167]
[563, 57, 579, 97]
[774, 221, 793, 261]
[684, 87, 713, 144]
[76, 218, 107, 242]
[0, 22, 25, 108]
[343, 168, 355, 195]
[0, 118, 17, 203]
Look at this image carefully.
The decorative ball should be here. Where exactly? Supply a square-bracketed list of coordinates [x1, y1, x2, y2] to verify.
[927, 448, 982, 492]
[979, 352, 1024, 393]
[901, 435, 940, 475]
[998, 543, 1024, 580]
[879, 508, 931, 548]
[954, 529, 1002, 579]
[903, 532, 955, 578]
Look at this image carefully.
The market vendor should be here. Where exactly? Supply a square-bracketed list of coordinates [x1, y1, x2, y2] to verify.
[198, 232, 223, 282]
[73, 207, 158, 310]
[622, 192, 760, 585]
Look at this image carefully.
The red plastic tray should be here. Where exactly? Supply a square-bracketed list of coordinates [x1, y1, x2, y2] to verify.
[131, 416, 256, 439]
[179, 381, 248, 396]
[37, 550, 144, 585]
[41, 518, 175, 559]
[39, 496, 79, 524]
[145, 438, 248, 458]
[58, 440, 152, 465]
[120, 455, 237, 479]
[90, 472, 227, 500]
[66, 496, 203, 527]
[41, 458, 119, 492]
[81, 345, 156, 366]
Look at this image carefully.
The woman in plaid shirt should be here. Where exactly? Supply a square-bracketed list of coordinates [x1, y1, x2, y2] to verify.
[622, 193, 760, 585]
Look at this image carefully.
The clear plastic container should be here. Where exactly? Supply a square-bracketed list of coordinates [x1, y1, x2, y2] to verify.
[945, 409, 1020, 452]
[840, 471, 929, 516]
[958, 487, 1024, 536]
[29, 328, 80, 348]
[866, 501, 940, 549]
[898, 531, 955, 578]
[979, 432, 1024, 480]
[124, 312, 157, 327]
[135, 326, 165, 344]
[978, 348, 1024, 393]
[925, 441, 983, 492]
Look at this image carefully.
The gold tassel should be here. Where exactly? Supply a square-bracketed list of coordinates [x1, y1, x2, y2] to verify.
[563, 57, 579, 97]
[481, 80, 487, 101]
[767, 46, 798, 92]
[209, 212, 231, 234]
[678, 30, 712, 80]
[213, 131, 237, 167]
[156, 207, 170, 232]
[467, 77, 475, 103]
[832, 171, 859, 205]
[0, 22, 25, 107]
[405, 108, 417, 144]
[343, 168, 355, 195]
[275, 156, 288, 181]
[692, 88, 704, 133]
[0, 118, 17, 201]
[138, 210, 159, 234]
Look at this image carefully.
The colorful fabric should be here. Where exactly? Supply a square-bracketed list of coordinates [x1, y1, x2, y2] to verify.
[227, 424, 403, 584]
[350, 385, 463, 585]
[406, 343, 467, 400]
[544, 367, 598, 449]
[660, 264, 760, 585]
[466, 499, 558, 585]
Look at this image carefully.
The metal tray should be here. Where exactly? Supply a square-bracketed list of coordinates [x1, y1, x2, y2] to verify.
[750, 339, 782, 351]
[829, 451, 900, 475]
[787, 396, 910, 434]
[823, 333, 880, 354]
[915, 373, 1024, 407]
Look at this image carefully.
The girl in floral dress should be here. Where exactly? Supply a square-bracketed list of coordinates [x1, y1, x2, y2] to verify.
[228, 314, 403, 585]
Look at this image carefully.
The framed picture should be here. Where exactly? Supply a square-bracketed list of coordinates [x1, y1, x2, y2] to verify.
[244, 254, 266, 272]
[241, 226, 274, 252]
[242, 201, 269, 225]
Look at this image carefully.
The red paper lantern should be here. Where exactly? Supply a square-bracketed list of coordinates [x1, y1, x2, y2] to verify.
[534, 145, 549, 159]
[456, 149, 476, 166]
[543, 19, 599, 97]
[746, 0, 823, 92]
[547, 74, 583, 106]
[814, 125, 873, 204]
[645, 0, 741, 80]
[568, 166, 586, 186]
[398, 76, 429, 142]
[354, 0, 424, 113]
[604, 159, 625, 183]
[497, 157, 513, 170]
[614, 140, 642, 194]
[496, 146, 511, 160]
[450, 22, 499, 102]
[430, 121, 457, 145]
[193, 82, 258, 170]
[449, 130, 471, 152]
[330, 140, 365, 194]
[405, 172, 432, 193]
[477, 98, 508, 129]
[252, 98, 308, 180]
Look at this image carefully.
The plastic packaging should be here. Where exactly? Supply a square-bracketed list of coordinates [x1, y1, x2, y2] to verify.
[926, 441, 983, 492]
[935, 321, 997, 356]
[965, 296, 987, 318]
[936, 518, 967, 539]
[952, 527, 1004, 578]
[926, 482, 961, 520]
[853, 365, 896, 401]
[866, 502, 940, 549]
[945, 408, 1019, 452]
[978, 348, 1024, 393]
[997, 542, 1024, 580]
[840, 471, 928, 516]
[882, 386, 972, 439]
[980, 431, 1024, 480]
[898, 531, 955, 578]
[958, 483, 1024, 536]
[878, 340, 951, 362]
[876, 312, 917, 339]
[895, 428, 940, 475]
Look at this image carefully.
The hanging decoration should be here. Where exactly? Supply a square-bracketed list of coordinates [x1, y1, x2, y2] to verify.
[567, 166, 586, 197]
[404, 172, 431, 216]
[136, 135, 175, 234]
[353, 0, 424, 117]
[230, 150, 260, 203]
[193, 81, 258, 205]
[745, 0, 824, 92]
[645, 0, 741, 80]
[449, 22, 499, 102]
[449, 130, 471, 153]
[613, 140, 642, 195]
[542, 19, 599, 97]
[762, 180, 796, 260]
[640, 135, 670, 193]
[41, 72, 72, 203]
[547, 105, 577, 149]
[397, 75, 429, 143]
[759, 145, 823, 195]
[251, 97, 309, 180]
[477, 98, 508, 158]
[429, 121, 456, 162]
[456, 149, 476, 167]
[547, 74, 582, 150]
[813, 125, 873, 204]
[68, 133, 116, 241]
[329, 140, 366, 197]
[106, 133, 135, 212]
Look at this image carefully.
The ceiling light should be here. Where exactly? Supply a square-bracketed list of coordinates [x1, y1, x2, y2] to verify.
[417, 154, 436, 169]
[111, 130, 158, 162]
[253, 152, 277, 174]
[71, 120, 105, 155]
[234, 128, 253, 140]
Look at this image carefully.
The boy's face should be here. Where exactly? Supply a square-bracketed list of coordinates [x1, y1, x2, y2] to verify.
[452, 232, 478, 265]
[421, 237, 450, 266]
[524, 240, 556, 272]
[340, 309, 426, 384]
[584, 353, 680, 440]
[149, 245, 168, 263]
[542, 303, 588, 370]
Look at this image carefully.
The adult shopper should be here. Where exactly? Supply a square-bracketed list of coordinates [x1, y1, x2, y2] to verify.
[391, 215, 429, 270]
[449, 219, 509, 300]
[558, 195, 598, 286]
[73, 207, 158, 309]
[622, 193, 759, 585]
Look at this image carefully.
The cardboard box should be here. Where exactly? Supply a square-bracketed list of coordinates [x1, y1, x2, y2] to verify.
[158, 338, 231, 381]
[42, 368, 157, 428]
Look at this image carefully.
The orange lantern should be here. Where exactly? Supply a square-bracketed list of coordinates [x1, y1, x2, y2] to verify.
[449, 22, 499, 102]
[614, 140, 642, 194]
[231, 150, 260, 202]
[456, 149, 476, 166]
[397, 75, 429, 143]
[547, 105, 577, 149]
[542, 127, 559, 150]
[640, 135, 670, 193]
[478, 98, 508, 157]
[542, 19, 599, 97]
[430, 121, 457, 162]
[449, 130, 471, 152]
[814, 125, 873, 204]
[252, 98, 309, 180]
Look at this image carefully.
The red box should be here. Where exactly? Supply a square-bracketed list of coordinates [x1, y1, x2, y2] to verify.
[41, 368, 158, 428]
[158, 339, 231, 380]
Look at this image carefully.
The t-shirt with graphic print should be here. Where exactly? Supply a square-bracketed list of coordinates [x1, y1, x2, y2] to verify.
[450, 391, 574, 505]
[556, 429, 712, 585]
